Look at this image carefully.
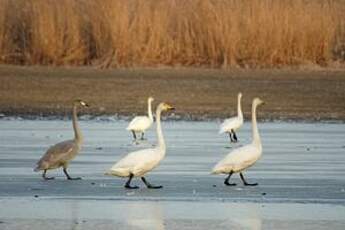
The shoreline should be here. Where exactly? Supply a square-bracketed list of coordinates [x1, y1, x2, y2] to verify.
[1, 65, 345, 121]
[0, 113, 344, 124]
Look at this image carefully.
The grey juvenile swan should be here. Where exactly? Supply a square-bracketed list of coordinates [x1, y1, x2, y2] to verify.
[34, 99, 89, 180]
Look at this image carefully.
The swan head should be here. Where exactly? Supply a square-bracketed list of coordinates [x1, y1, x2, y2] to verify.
[148, 97, 154, 103]
[253, 97, 264, 106]
[238, 92, 242, 98]
[158, 102, 175, 112]
[75, 99, 89, 107]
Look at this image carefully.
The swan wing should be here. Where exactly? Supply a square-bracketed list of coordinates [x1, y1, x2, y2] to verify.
[213, 144, 261, 173]
[35, 140, 77, 170]
[219, 116, 243, 133]
[109, 148, 160, 176]
[126, 116, 152, 131]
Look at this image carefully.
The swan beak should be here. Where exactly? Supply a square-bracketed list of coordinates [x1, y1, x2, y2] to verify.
[167, 105, 175, 111]
[79, 100, 89, 107]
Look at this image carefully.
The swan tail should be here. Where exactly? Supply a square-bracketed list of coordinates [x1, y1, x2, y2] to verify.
[211, 167, 222, 174]
[211, 169, 220, 174]
[105, 169, 128, 177]
[34, 160, 45, 172]
[34, 165, 42, 172]
[219, 124, 228, 134]
[33, 167, 40, 172]
[104, 170, 119, 176]
[212, 165, 232, 174]
[126, 123, 134, 130]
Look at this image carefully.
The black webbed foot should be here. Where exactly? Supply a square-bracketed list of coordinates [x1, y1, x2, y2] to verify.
[224, 181, 237, 186]
[63, 168, 81, 180]
[44, 176, 55, 180]
[231, 130, 238, 142]
[240, 173, 257, 186]
[244, 182, 258, 186]
[228, 133, 235, 143]
[141, 177, 163, 189]
[67, 177, 82, 180]
[125, 184, 139, 189]
[224, 171, 236, 186]
[42, 170, 55, 180]
[124, 173, 139, 189]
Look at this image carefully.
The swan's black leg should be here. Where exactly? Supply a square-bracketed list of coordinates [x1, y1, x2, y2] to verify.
[140, 132, 145, 140]
[231, 130, 238, 142]
[63, 168, 81, 180]
[131, 131, 137, 140]
[240, 172, 258, 186]
[141, 177, 163, 189]
[42, 169, 55, 180]
[224, 171, 236, 186]
[125, 173, 139, 189]
[228, 132, 234, 143]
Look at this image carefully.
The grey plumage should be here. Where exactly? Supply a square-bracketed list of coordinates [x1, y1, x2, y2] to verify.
[34, 99, 89, 180]
[34, 140, 79, 171]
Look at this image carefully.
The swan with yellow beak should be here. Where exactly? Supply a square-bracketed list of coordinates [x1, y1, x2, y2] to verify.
[106, 102, 175, 189]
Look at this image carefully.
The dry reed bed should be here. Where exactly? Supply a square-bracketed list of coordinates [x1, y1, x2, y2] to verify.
[0, 0, 344, 68]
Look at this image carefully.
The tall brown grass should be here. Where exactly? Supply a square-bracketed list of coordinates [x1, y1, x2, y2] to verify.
[0, 0, 344, 68]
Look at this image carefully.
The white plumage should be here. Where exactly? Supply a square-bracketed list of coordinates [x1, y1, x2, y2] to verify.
[106, 102, 175, 189]
[127, 116, 152, 132]
[219, 116, 243, 134]
[107, 148, 164, 177]
[219, 93, 243, 142]
[126, 97, 154, 140]
[213, 97, 264, 186]
[212, 144, 261, 174]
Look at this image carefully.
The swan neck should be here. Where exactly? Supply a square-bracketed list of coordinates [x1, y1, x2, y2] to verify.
[156, 108, 165, 151]
[252, 103, 261, 146]
[237, 96, 243, 118]
[72, 105, 83, 142]
[148, 100, 153, 121]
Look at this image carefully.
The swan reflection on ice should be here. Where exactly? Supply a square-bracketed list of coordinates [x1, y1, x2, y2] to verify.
[122, 202, 165, 230]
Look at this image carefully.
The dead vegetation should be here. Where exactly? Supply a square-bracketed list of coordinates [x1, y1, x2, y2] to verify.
[0, 0, 344, 68]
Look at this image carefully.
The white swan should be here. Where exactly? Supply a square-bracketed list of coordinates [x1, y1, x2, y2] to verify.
[219, 93, 243, 142]
[106, 102, 175, 189]
[212, 97, 264, 186]
[126, 97, 154, 141]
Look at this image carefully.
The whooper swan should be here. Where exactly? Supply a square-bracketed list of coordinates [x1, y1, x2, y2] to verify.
[106, 102, 175, 189]
[34, 99, 89, 180]
[126, 97, 154, 141]
[219, 93, 243, 143]
[212, 97, 264, 186]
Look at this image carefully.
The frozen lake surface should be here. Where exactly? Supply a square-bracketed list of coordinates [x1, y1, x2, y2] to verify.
[0, 119, 345, 229]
